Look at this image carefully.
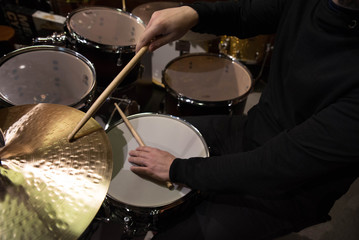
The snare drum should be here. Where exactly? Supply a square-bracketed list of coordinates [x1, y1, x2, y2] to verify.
[162, 53, 253, 116]
[64, 7, 146, 89]
[105, 113, 209, 235]
[0, 45, 96, 110]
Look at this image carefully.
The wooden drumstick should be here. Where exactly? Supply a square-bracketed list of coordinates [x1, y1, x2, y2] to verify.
[114, 103, 174, 190]
[122, 0, 126, 11]
[67, 46, 148, 141]
[114, 103, 145, 146]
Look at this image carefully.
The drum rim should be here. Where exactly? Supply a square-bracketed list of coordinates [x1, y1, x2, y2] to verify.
[64, 6, 146, 53]
[162, 52, 254, 107]
[105, 112, 209, 212]
[0, 45, 96, 108]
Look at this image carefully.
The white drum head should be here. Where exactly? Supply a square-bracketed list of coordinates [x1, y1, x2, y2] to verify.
[0, 46, 95, 107]
[106, 113, 208, 208]
[151, 41, 206, 84]
[163, 53, 252, 102]
[68, 7, 146, 46]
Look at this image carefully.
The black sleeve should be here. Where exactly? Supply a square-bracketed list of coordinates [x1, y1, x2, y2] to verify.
[169, 88, 359, 196]
[188, 0, 287, 37]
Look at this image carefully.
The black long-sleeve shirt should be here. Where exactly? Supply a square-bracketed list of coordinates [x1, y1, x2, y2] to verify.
[170, 0, 359, 217]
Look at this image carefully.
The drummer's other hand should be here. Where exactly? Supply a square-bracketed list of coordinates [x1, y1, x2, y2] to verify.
[129, 146, 176, 182]
[136, 6, 199, 52]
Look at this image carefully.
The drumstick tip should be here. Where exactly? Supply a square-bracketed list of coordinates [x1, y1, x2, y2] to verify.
[166, 181, 174, 190]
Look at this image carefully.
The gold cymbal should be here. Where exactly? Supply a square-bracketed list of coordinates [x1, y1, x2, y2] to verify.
[0, 104, 113, 239]
[132, 1, 218, 42]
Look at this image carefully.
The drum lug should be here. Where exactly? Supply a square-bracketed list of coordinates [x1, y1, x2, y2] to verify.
[150, 209, 160, 216]
[117, 52, 123, 67]
[123, 216, 137, 237]
[33, 32, 67, 46]
[149, 209, 160, 229]
[177, 95, 185, 109]
[94, 197, 112, 223]
[228, 100, 234, 115]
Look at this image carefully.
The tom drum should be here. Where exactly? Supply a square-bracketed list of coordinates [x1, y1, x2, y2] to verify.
[0, 45, 96, 110]
[104, 113, 209, 235]
[162, 53, 253, 116]
[64, 7, 146, 89]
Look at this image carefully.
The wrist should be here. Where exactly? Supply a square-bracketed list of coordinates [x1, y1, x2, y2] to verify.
[181, 6, 199, 29]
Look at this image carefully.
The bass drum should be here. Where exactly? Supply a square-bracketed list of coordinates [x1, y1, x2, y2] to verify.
[0, 45, 96, 110]
[104, 113, 209, 236]
[64, 6, 146, 90]
[162, 53, 253, 116]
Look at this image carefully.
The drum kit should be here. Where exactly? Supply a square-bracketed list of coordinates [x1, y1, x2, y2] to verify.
[0, 1, 273, 239]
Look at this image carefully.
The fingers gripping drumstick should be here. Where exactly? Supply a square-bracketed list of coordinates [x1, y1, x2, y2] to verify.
[67, 46, 148, 142]
[114, 103, 174, 190]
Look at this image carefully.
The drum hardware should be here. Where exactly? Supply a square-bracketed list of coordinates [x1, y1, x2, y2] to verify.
[175, 95, 237, 115]
[123, 216, 137, 238]
[117, 51, 124, 67]
[96, 97, 139, 130]
[253, 42, 273, 83]
[0, 103, 113, 240]
[90, 196, 152, 238]
[175, 40, 191, 55]
[33, 32, 67, 46]
[34, 34, 135, 73]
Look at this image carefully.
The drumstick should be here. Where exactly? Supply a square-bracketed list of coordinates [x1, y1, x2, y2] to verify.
[114, 103, 174, 190]
[122, 0, 126, 11]
[114, 103, 145, 146]
[67, 46, 148, 141]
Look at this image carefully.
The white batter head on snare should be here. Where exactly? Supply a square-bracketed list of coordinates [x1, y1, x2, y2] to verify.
[106, 113, 209, 208]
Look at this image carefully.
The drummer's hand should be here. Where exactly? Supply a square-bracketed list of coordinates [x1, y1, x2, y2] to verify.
[136, 6, 199, 52]
[128, 146, 176, 182]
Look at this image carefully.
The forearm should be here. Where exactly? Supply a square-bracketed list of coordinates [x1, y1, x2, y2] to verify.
[170, 97, 359, 195]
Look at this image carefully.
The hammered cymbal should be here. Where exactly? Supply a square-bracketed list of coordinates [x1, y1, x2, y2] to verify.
[132, 1, 218, 42]
[0, 103, 113, 240]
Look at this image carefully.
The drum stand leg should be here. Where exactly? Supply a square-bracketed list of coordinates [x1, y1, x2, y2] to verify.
[104, 98, 139, 129]
[253, 42, 273, 84]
